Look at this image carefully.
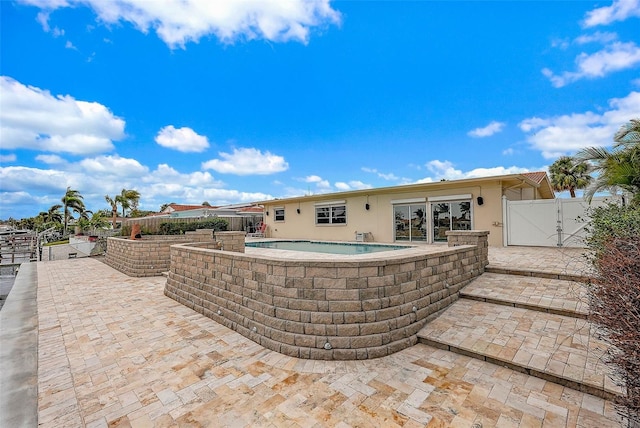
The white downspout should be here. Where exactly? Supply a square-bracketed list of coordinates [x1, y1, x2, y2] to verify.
[502, 195, 508, 247]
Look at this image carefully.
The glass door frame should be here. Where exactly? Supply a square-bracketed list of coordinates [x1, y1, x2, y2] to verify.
[393, 202, 428, 242]
[428, 197, 473, 243]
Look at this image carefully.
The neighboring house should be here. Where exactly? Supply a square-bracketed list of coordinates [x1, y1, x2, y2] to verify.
[130, 203, 264, 232]
[256, 172, 554, 247]
[159, 203, 220, 218]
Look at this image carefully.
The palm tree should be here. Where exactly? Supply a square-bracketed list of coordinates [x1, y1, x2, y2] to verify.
[88, 212, 109, 229]
[116, 189, 141, 217]
[548, 156, 592, 198]
[160, 202, 176, 212]
[105, 195, 119, 229]
[614, 118, 640, 153]
[61, 187, 85, 236]
[44, 204, 63, 224]
[576, 118, 640, 203]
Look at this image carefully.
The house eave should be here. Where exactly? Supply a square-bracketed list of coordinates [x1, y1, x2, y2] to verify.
[255, 173, 553, 206]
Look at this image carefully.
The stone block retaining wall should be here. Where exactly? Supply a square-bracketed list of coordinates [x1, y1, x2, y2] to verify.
[446, 230, 489, 268]
[165, 231, 489, 360]
[105, 230, 215, 277]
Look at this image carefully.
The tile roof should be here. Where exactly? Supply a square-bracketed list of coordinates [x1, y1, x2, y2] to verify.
[166, 204, 218, 212]
[522, 171, 548, 184]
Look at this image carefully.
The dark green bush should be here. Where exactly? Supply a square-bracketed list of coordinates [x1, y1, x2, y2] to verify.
[158, 218, 228, 235]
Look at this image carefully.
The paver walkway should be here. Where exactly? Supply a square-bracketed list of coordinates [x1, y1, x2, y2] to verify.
[36, 257, 622, 427]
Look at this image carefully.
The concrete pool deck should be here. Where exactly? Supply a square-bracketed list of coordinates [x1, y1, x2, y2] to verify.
[1, 245, 624, 427]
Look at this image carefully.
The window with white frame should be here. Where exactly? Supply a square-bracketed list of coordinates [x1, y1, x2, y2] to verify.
[315, 201, 346, 225]
[274, 207, 285, 221]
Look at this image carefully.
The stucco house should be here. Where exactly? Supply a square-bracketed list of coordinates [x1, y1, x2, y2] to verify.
[159, 203, 263, 222]
[256, 172, 554, 247]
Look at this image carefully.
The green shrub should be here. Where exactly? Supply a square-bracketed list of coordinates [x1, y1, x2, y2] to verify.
[584, 203, 640, 261]
[158, 218, 229, 235]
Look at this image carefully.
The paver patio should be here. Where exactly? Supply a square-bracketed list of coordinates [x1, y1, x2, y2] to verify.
[34, 254, 623, 427]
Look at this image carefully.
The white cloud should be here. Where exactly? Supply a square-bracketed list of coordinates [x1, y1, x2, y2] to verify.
[574, 31, 618, 45]
[0, 154, 17, 163]
[23, 0, 341, 47]
[502, 148, 515, 156]
[65, 40, 77, 50]
[303, 175, 331, 189]
[304, 175, 323, 183]
[551, 37, 570, 50]
[519, 91, 640, 158]
[424, 160, 534, 181]
[0, 158, 274, 217]
[0, 165, 73, 193]
[79, 155, 148, 177]
[542, 41, 640, 87]
[334, 180, 372, 191]
[361, 167, 400, 181]
[36, 154, 66, 164]
[467, 121, 506, 138]
[155, 125, 210, 153]
[202, 147, 288, 175]
[0, 76, 125, 155]
[583, 0, 640, 27]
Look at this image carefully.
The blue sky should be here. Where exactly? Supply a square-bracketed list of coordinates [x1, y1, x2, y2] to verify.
[1, 0, 639, 220]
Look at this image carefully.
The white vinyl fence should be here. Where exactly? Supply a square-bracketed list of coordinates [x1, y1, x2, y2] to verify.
[502, 196, 616, 247]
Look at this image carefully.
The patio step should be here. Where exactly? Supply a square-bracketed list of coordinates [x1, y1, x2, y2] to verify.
[417, 299, 622, 401]
[460, 272, 589, 319]
[484, 265, 590, 283]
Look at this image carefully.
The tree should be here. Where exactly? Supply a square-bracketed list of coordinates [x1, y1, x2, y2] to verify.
[576, 118, 640, 203]
[160, 202, 176, 212]
[44, 204, 63, 224]
[116, 189, 141, 217]
[79, 211, 108, 232]
[61, 187, 85, 236]
[548, 156, 592, 198]
[105, 195, 119, 229]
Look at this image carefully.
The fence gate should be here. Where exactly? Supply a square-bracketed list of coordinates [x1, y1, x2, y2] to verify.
[503, 196, 613, 247]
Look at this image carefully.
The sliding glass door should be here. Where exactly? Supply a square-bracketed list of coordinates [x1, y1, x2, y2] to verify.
[431, 201, 472, 242]
[394, 204, 427, 242]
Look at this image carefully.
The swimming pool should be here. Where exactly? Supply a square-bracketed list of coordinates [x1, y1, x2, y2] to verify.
[245, 240, 409, 255]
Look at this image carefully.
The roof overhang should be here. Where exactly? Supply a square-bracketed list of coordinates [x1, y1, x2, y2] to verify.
[255, 173, 554, 206]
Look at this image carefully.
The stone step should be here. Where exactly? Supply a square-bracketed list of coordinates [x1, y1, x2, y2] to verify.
[485, 265, 590, 283]
[461, 272, 589, 319]
[417, 299, 622, 401]
[486, 247, 593, 282]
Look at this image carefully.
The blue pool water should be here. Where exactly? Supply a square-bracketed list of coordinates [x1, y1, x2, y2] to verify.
[246, 240, 409, 255]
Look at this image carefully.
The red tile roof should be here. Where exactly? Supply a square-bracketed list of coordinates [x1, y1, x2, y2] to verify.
[238, 206, 264, 213]
[522, 171, 548, 184]
[166, 204, 218, 212]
